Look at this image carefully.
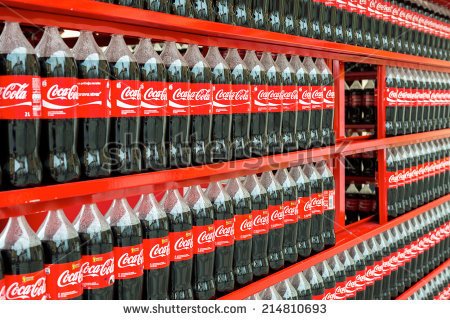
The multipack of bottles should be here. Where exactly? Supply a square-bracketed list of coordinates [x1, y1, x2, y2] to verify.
[247, 201, 450, 300]
[345, 182, 377, 224]
[346, 80, 377, 125]
[0, 22, 336, 190]
[409, 266, 450, 300]
[0, 162, 336, 300]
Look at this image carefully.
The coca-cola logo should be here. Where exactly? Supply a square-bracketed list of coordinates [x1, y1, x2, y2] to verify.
[304, 197, 323, 211]
[283, 205, 297, 217]
[301, 90, 311, 100]
[0, 83, 29, 100]
[311, 89, 323, 100]
[215, 224, 234, 238]
[149, 242, 170, 259]
[271, 209, 283, 221]
[6, 276, 46, 300]
[257, 89, 282, 101]
[240, 219, 252, 232]
[198, 230, 215, 244]
[322, 292, 335, 300]
[118, 250, 144, 268]
[345, 279, 357, 293]
[355, 274, 366, 287]
[388, 90, 398, 99]
[57, 268, 83, 288]
[173, 88, 211, 101]
[143, 87, 167, 101]
[174, 236, 193, 252]
[0, 282, 5, 300]
[47, 84, 78, 101]
[334, 286, 347, 299]
[388, 174, 398, 184]
[397, 90, 409, 100]
[281, 89, 298, 100]
[365, 268, 376, 281]
[216, 88, 249, 101]
[325, 89, 335, 100]
[253, 213, 269, 226]
[373, 264, 384, 277]
[81, 258, 114, 277]
[120, 86, 141, 101]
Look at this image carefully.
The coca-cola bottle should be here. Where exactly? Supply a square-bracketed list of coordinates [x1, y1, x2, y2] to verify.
[316, 260, 336, 300]
[73, 31, 111, 179]
[192, 0, 214, 20]
[36, 26, 80, 183]
[37, 209, 82, 300]
[105, 198, 143, 299]
[0, 22, 42, 188]
[275, 279, 299, 300]
[225, 49, 251, 159]
[234, 0, 252, 27]
[135, 193, 170, 300]
[105, 35, 142, 175]
[243, 50, 268, 157]
[304, 163, 324, 252]
[117, 0, 144, 8]
[226, 178, 253, 286]
[345, 182, 360, 224]
[260, 52, 283, 154]
[275, 168, 298, 264]
[290, 55, 311, 150]
[215, 0, 234, 24]
[310, 0, 323, 39]
[395, 68, 406, 136]
[185, 185, 216, 299]
[316, 58, 335, 146]
[321, 1, 336, 42]
[252, 0, 268, 30]
[290, 166, 312, 259]
[290, 272, 312, 300]
[367, 0, 381, 49]
[260, 171, 285, 270]
[276, 54, 298, 152]
[0, 216, 46, 300]
[303, 57, 323, 147]
[244, 174, 269, 277]
[327, 255, 348, 300]
[160, 41, 191, 168]
[367, 236, 384, 300]
[134, 38, 168, 170]
[205, 46, 232, 162]
[349, 245, 367, 300]
[304, 266, 325, 299]
[299, 0, 312, 38]
[384, 229, 399, 298]
[171, 0, 192, 16]
[362, 80, 376, 123]
[144, 0, 169, 12]
[162, 189, 194, 300]
[184, 44, 213, 165]
[385, 66, 397, 136]
[339, 250, 357, 300]
[268, 1, 284, 33]
[386, 148, 398, 219]
[284, 0, 299, 35]
[316, 161, 336, 247]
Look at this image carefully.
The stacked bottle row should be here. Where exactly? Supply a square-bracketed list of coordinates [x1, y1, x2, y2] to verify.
[345, 182, 377, 224]
[409, 265, 450, 300]
[0, 162, 336, 300]
[98, 1, 450, 61]
[246, 201, 450, 300]
[386, 138, 450, 219]
[0, 22, 335, 190]
[346, 151, 377, 177]
[385, 67, 450, 137]
[345, 80, 377, 125]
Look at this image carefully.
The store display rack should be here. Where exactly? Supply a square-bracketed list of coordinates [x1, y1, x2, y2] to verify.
[2, 0, 450, 300]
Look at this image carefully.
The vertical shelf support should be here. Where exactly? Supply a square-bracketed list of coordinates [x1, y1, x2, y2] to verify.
[377, 65, 388, 225]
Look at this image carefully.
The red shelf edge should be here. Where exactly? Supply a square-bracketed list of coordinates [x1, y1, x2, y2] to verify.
[219, 193, 450, 300]
[396, 258, 450, 300]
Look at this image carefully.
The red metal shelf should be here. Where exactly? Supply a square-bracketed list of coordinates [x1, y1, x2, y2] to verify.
[345, 176, 377, 184]
[396, 258, 450, 300]
[345, 71, 378, 81]
[346, 124, 376, 130]
[219, 193, 450, 300]
[0, 0, 450, 72]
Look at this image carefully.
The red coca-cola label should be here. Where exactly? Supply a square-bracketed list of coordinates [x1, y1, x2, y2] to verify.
[281, 85, 298, 112]
[212, 83, 232, 114]
[140, 81, 167, 117]
[382, 256, 392, 276]
[323, 189, 335, 211]
[397, 89, 409, 107]
[346, 198, 360, 212]
[305, 193, 323, 216]
[388, 253, 399, 271]
[298, 86, 311, 111]
[169, 230, 193, 262]
[344, 275, 357, 298]
[44, 261, 82, 300]
[364, 266, 376, 286]
[0, 75, 41, 120]
[283, 201, 298, 224]
[357, 0, 367, 16]
[396, 169, 406, 187]
[188, 83, 213, 115]
[252, 210, 270, 235]
[81, 252, 114, 290]
[333, 282, 348, 300]
[109, 80, 140, 117]
[268, 205, 284, 229]
[167, 82, 190, 116]
[411, 11, 419, 31]
[41, 77, 78, 119]
[382, 1, 393, 23]
[234, 214, 253, 241]
[113, 245, 144, 280]
[77, 79, 109, 118]
[143, 237, 170, 270]
[214, 219, 234, 247]
[323, 86, 335, 110]
[231, 84, 251, 114]
[355, 272, 367, 292]
[298, 196, 312, 220]
[324, 0, 336, 8]
[4, 270, 46, 300]
[385, 87, 397, 107]
[372, 261, 384, 280]
[251, 85, 269, 113]
[373, 0, 384, 20]
[0, 278, 5, 300]
[347, 0, 358, 13]
[193, 225, 215, 254]
[392, 4, 400, 26]
[320, 287, 337, 300]
[336, 0, 348, 10]
[404, 10, 413, 29]
[311, 86, 323, 110]
[261, 86, 283, 113]
[367, 0, 377, 18]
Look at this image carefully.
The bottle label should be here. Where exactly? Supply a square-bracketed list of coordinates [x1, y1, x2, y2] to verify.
[364, 266, 376, 285]
[143, 237, 170, 270]
[113, 244, 144, 280]
[41, 77, 78, 119]
[336, 0, 347, 10]
[0, 278, 5, 300]
[357, 0, 367, 16]
[333, 282, 348, 300]
[320, 287, 337, 300]
[387, 171, 398, 188]
[373, 261, 384, 280]
[169, 230, 194, 262]
[391, 4, 399, 25]
[382, 1, 393, 23]
[109, 79, 140, 117]
[355, 272, 366, 292]
[323, 86, 335, 110]
[214, 219, 235, 247]
[281, 85, 298, 112]
[251, 84, 269, 113]
[397, 89, 409, 108]
[252, 209, 270, 235]
[311, 86, 323, 110]
[231, 84, 251, 114]
[367, 0, 377, 18]
[0, 75, 41, 120]
[385, 87, 397, 107]
[344, 274, 357, 298]
[81, 252, 115, 290]
[268, 204, 284, 229]
[396, 168, 405, 187]
[193, 225, 215, 254]
[261, 85, 283, 113]
[388, 253, 399, 271]
[189, 83, 213, 115]
[283, 201, 298, 224]
[373, 0, 384, 20]
[398, 6, 406, 27]
[4, 270, 46, 300]
[298, 196, 312, 220]
[140, 81, 168, 117]
[323, 189, 335, 211]
[324, 0, 336, 8]
[167, 82, 190, 116]
[298, 86, 311, 111]
[212, 83, 232, 114]
[77, 78, 110, 118]
[44, 261, 83, 300]
[234, 214, 253, 241]
[347, 0, 358, 13]
[305, 193, 323, 216]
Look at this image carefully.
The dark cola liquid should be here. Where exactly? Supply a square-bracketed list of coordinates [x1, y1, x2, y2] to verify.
[322, 175, 335, 247]
[291, 57, 311, 150]
[309, 173, 324, 253]
[296, 182, 311, 259]
[335, 4, 345, 44]
[78, 230, 114, 300]
[234, 0, 251, 27]
[215, 0, 234, 24]
[306, 61, 323, 147]
[279, 63, 297, 153]
[0, 53, 42, 188]
[111, 223, 143, 300]
[145, 0, 169, 12]
[141, 217, 170, 300]
[139, 57, 168, 170]
[267, 187, 284, 271]
[39, 56, 81, 183]
[322, 72, 335, 146]
[298, 0, 311, 38]
[76, 59, 111, 179]
[321, 1, 334, 42]
[268, 1, 284, 33]
[284, 0, 298, 35]
[264, 60, 282, 155]
[250, 190, 269, 277]
[192, 0, 214, 20]
[171, 0, 191, 16]
[394, 71, 405, 136]
[1, 244, 44, 277]
[192, 205, 216, 300]
[117, 0, 144, 8]
[385, 70, 397, 137]
[252, 0, 268, 30]
[282, 184, 298, 264]
[310, 0, 321, 39]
